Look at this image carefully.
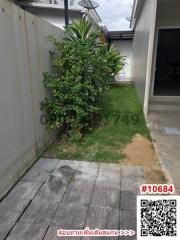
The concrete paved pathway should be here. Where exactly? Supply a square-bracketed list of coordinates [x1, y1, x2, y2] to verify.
[0, 158, 145, 240]
[148, 111, 180, 194]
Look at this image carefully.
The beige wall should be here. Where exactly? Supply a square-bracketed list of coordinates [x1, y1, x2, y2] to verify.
[132, 0, 157, 109]
[0, 0, 63, 197]
[112, 40, 133, 81]
[156, 1, 180, 27]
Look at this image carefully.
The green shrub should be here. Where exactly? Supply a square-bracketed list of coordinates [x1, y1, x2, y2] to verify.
[41, 20, 125, 141]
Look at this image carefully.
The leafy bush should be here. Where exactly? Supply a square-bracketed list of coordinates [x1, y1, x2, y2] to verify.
[41, 19, 125, 141]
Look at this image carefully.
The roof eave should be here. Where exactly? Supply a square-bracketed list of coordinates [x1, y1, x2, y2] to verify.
[130, 0, 144, 29]
[16, 2, 82, 12]
[108, 30, 134, 41]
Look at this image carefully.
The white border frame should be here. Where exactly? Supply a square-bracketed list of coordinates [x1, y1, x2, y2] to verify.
[137, 195, 180, 240]
[151, 26, 180, 100]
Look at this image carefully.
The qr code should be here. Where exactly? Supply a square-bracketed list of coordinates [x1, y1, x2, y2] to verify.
[137, 196, 180, 240]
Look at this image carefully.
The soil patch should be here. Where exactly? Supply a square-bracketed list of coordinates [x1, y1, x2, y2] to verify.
[122, 134, 167, 183]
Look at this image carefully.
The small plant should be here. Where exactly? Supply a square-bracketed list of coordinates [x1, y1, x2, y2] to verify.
[41, 19, 125, 141]
[64, 19, 100, 41]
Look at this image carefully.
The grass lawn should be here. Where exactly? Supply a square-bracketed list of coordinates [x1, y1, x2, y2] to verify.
[44, 84, 151, 163]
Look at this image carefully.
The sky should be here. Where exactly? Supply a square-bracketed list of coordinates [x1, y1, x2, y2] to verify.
[95, 0, 134, 31]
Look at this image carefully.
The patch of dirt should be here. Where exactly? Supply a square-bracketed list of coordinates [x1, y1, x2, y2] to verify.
[121, 134, 167, 184]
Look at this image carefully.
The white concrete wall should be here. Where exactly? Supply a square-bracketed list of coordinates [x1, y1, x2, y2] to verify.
[0, 0, 63, 197]
[132, 0, 157, 107]
[112, 40, 133, 81]
[23, 7, 82, 29]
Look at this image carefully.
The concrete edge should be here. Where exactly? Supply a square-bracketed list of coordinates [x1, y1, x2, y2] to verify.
[111, 81, 132, 85]
[146, 117, 174, 186]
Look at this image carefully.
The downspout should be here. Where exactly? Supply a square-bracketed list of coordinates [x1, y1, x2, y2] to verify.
[143, 0, 157, 116]
[64, 0, 69, 26]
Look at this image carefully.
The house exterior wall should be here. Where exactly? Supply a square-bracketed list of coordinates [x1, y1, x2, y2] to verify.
[112, 40, 133, 81]
[156, 1, 180, 27]
[132, 0, 157, 112]
[42, 0, 82, 10]
[23, 7, 82, 29]
[0, 0, 63, 197]
[150, 0, 180, 98]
